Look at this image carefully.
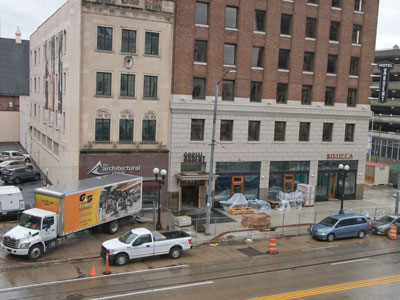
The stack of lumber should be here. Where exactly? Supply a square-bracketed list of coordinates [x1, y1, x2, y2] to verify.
[228, 207, 256, 215]
[241, 212, 271, 228]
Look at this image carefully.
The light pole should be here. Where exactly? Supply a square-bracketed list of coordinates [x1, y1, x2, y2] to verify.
[153, 167, 167, 231]
[205, 69, 236, 236]
[338, 164, 350, 214]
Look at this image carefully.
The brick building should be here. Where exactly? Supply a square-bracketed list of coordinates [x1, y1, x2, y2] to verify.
[168, 0, 379, 211]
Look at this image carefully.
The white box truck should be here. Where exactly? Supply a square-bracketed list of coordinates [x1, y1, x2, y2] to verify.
[1, 174, 142, 260]
[0, 186, 24, 218]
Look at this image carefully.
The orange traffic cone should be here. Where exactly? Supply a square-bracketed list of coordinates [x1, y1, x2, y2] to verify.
[267, 238, 278, 255]
[389, 225, 397, 240]
[103, 251, 112, 275]
[90, 265, 96, 276]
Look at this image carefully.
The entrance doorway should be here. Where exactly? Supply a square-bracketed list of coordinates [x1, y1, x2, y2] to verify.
[231, 176, 244, 195]
[181, 185, 199, 210]
[328, 174, 336, 199]
[283, 174, 295, 193]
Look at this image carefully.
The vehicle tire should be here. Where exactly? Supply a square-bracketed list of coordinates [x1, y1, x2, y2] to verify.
[169, 246, 182, 259]
[106, 220, 119, 234]
[358, 230, 366, 239]
[34, 174, 41, 181]
[25, 158, 31, 163]
[14, 177, 21, 184]
[114, 253, 128, 266]
[28, 244, 43, 261]
[327, 233, 335, 242]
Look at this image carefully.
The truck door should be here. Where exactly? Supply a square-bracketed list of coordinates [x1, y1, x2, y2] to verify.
[129, 234, 153, 259]
[41, 216, 57, 241]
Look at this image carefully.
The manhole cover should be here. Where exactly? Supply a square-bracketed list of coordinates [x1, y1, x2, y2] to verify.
[66, 294, 85, 300]
[237, 247, 265, 257]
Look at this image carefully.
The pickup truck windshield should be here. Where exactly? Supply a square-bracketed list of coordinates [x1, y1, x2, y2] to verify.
[20, 214, 41, 230]
[118, 231, 138, 244]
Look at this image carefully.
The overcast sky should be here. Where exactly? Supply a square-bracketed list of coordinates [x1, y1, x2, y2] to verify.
[0, 0, 399, 50]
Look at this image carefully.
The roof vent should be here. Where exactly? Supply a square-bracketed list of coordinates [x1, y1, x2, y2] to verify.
[15, 26, 22, 44]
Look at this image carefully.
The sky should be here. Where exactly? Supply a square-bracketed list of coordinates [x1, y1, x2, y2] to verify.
[0, 0, 399, 50]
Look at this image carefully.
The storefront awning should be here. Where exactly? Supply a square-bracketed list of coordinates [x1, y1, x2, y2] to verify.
[175, 172, 219, 181]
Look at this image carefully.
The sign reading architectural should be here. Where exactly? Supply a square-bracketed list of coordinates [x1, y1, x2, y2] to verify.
[88, 161, 141, 176]
[378, 61, 394, 103]
[184, 152, 205, 163]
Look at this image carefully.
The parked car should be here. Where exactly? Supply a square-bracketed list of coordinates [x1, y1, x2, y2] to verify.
[310, 214, 371, 242]
[371, 214, 400, 235]
[0, 151, 30, 163]
[1, 167, 41, 184]
[0, 160, 33, 174]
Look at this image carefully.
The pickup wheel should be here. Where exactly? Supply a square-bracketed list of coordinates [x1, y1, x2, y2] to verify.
[169, 246, 182, 259]
[28, 244, 43, 261]
[106, 220, 119, 234]
[114, 253, 128, 266]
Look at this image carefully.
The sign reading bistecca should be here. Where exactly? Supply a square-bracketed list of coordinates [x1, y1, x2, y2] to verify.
[378, 61, 394, 103]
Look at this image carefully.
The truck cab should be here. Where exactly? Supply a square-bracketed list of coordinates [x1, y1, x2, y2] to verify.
[1, 208, 57, 260]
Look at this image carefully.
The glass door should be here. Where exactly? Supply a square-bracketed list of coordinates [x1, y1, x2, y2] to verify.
[328, 174, 336, 199]
[283, 174, 295, 193]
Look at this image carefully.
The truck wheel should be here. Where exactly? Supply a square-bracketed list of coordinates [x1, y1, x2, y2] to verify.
[169, 247, 182, 259]
[14, 177, 21, 184]
[28, 244, 43, 261]
[114, 253, 128, 266]
[106, 220, 119, 234]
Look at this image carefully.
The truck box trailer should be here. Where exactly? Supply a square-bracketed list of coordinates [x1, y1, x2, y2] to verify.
[0, 186, 24, 218]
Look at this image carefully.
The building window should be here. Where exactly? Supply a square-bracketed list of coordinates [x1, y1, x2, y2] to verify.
[195, 2, 208, 25]
[308, 0, 318, 4]
[332, 0, 341, 8]
[322, 123, 333, 142]
[345, 124, 355, 142]
[121, 29, 136, 53]
[301, 85, 312, 105]
[222, 80, 234, 101]
[248, 121, 260, 141]
[352, 25, 362, 44]
[306, 18, 317, 39]
[254, 10, 266, 32]
[120, 74, 135, 97]
[119, 119, 133, 142]
[252, 47, 264, 68]
[277, 83, 288, 104]
[145, 32, 159, 55]
[281, 14, 292, 35]
[225, 6, 238, 29]
[53, 142, 59, 156]
[329, 21, 340, 41]
[194, 40, 207, 63]
[97, 26, 112, 51]
[274, 121, 286, 141]
[220, 120, 233, 141]
[347, 89, 357, 107]
[142, 119, 156, 142]
[193, 78, 206, 100]
[278, 49, 290, 69]
[327, 54, 338, 74]
[354, 0, 363, 12]
[350, 57, 360, 76]
[224, 44, 236, 66]
[95, 119, 110, 141]
[143, 75, 158, 98]
[250, 81, 262, 102]
[191, 119, 205, 141]
[303, 52, 314, 72]
[325, 87, 335, 106]
[96, 72, 112, 96]
[299, 122, 310, 142]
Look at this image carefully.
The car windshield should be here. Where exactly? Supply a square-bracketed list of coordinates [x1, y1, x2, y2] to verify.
[118, 231, 138, 244]
[319, 217, 338, 227]
[378, 216, 394, 223]
[20, 213, 41, 230]
[0, 161, 9, 166]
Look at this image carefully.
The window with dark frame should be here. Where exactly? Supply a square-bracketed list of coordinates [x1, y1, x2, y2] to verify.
[142, 119, 156, 142]
[345, 124, 355, 142]
[121, 29, 136, 53]
[250, 81, 262, 102]
[224, 44, 236, 65]
[277, 83, 288, 104]
[322, 123, 333, 142]
[119, 119, 133, 142]
[350, 57, 360, 76]
[191, 119, 205, 141]
[308, 0, 318, 4]
[325, 87, 335, 106]
[347, 88, 357, 107]
[222, 80, 234, 101]
[120, 74, 135, 97]
[192, 78, 206, 100]
[299, 122, 310, 142]
[252, 47, 264, 68]
[274, 121, 286, 141]
[195, 2, 209, 25]
[225, 6, 238, 29]
[95, 118, 110, 141]
[332, 0, 341, 8]
[301, 85, 312, 105]
[220, 120, 233, 141]
[306, 18, 316, 39]
[145, 32, 159, 55]
[303, 52, 314, 72]
[281, 14, 292, 35]
[248, 121, 260, 141]
[254, 10, 266, 32]
[96, 72, 112, 96]
[278, 49, 290, 69]
[352, 25, 362, 44]
[97, 26, 113, 51]
[143, 75, 158, 98]
[327, 54, 338, 74]
[354, 0, 363, 12]
[329, 21, 340, 41]
[194, 40, 207, 63]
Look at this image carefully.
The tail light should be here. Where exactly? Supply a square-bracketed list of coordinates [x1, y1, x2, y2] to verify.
[188, 239, 192, 245]
[368, 223, 371, 228]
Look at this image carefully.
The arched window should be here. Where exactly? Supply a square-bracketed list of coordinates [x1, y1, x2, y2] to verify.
[142, 111, 156, 142]
[95, 109, 111, 141]
[119, 110, 134, 142]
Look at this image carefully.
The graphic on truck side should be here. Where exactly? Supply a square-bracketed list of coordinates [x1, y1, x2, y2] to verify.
[35, 194, 60, 214]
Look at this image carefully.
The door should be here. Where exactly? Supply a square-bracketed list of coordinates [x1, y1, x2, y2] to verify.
[231, 176, 244, 195]
[41, 216, 57, 241]
[334, 219, 349, 238]
[328, 174, 336, 199]
[283, 174, 295, 193]
[198, 186, 207, 209]
[181, 185, 199, 210]
[129, 234, 153, 259]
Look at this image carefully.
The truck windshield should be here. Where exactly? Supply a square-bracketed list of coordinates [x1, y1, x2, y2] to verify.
[20, 214, 41, 230]
[118, 231, 138, 244]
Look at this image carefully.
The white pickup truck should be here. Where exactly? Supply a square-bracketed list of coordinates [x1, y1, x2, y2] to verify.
[101, 228, 192, 266]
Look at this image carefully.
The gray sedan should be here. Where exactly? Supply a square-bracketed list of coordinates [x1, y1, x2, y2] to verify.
[371, 214, 400, 235]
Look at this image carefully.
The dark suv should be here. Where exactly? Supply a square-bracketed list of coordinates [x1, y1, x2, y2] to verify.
[1, 167, 41, 184]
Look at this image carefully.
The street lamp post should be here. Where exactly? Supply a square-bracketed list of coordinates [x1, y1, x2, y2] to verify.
[338, 164, 350, 214]
[153, 167, 167, 231]
[205, 69, 236, 236]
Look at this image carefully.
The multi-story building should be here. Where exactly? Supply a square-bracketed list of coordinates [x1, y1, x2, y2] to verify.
[168, 0, 379, 211]
[20, 0, 174, 202]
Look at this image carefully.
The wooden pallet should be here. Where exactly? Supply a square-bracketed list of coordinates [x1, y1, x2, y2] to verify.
[228, 207, 256, 215]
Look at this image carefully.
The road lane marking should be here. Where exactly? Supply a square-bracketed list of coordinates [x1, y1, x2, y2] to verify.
[0, 264, 189, 293]
[90, 280, 214, 300]
[301, 246, 337, 252]
[330, 258, 369, 265]
[248, 274, 400, 300]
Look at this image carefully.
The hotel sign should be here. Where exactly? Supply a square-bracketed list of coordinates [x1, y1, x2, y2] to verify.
[327, 153, 353, 160]
[183, 152, 205, 163]
[378, 61, 394, 103]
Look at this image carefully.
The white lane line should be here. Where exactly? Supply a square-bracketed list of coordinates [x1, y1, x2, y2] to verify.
[301, 246, 337, 252]
[331, 258, 369, 265]
[0, 264, 189, 293]
[90, 280, 214, 300]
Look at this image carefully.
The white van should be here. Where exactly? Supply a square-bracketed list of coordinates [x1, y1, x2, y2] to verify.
[0, 186, 24, 218]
